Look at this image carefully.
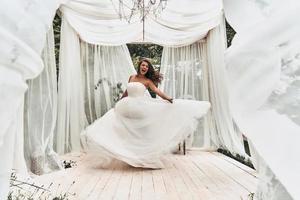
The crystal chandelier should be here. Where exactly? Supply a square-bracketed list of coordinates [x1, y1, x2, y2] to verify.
[111, 0, 168, 40]
[112, 0, 168, 23]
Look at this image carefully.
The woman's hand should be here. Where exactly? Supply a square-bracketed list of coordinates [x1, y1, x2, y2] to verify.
[147, 80, 173, 103]
[167, 97, 173, 103]
[121, 90, 128, 99]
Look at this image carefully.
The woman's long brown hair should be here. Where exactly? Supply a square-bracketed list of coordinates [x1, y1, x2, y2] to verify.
[137, 59, 163, 85]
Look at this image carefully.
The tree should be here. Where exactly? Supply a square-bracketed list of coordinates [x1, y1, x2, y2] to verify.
[127, 44, 163, 67]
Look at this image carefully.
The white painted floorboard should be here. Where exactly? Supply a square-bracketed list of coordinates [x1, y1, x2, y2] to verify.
[33, 151, 258, 200]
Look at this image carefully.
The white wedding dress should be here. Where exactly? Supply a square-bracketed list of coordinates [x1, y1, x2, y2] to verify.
[82, 82, 211, 168]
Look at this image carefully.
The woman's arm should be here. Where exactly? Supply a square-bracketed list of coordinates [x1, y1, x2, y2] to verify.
[121, 75, 134, 99]
[147, 80, 173, 103]
[121, 90, 128, 99]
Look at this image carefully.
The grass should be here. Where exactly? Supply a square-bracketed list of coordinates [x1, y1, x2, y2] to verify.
[8, 170, 76, 200]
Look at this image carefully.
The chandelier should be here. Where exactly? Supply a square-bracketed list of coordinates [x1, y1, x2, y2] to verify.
[111, 0, 168, 40]
[112, 0, 168, 23]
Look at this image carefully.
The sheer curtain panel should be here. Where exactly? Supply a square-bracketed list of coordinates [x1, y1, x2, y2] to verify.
[81, 42, 136, 124]
[160, 22, 246, 156]
[24, 27, 62, 175]
[160, 42, 217, 148]
[224, 1, 300, 199]
[55, 16, 136, 154]
[0, 0, 60, 198]
[55, 17, 87, 154]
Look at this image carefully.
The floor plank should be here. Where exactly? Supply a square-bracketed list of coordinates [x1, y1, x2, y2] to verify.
[202, 152, 258, 192]
[128, 167, 143, 200]
[97, 160, 125, 200]
[114, 164, 133, 200]
[190, 152, 251, 199]
[211, 152, 257, 177]
[152, 166, 167, 200]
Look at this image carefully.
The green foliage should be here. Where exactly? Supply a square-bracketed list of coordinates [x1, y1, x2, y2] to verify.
[248, 192, 255, 200]
[95, 78, 124, 102]
[127, 44, 163, 67]
[53, 13, 61, 77]
[225, 20, 236, 47]
[217, 148, 254, 169]
[8, 172, 75, 200]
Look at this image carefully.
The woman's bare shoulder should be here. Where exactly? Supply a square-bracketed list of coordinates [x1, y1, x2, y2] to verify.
[129, 74, 136, 81]
[145, 78, 155, 86]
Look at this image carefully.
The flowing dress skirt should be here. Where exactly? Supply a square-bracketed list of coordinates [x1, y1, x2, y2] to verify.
[82, 96, 210, 168]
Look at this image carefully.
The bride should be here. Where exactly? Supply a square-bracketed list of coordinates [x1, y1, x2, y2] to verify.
[82, 58, 211, 168]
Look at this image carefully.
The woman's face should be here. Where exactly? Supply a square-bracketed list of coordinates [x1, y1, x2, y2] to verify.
[139, 61, 149, 75]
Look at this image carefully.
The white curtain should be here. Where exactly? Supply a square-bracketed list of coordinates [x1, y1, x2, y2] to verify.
[224, 0, 300, 199]
[161, 43, 204, 101]
[160, 42, 214, 148]
[160, 22, 245, 155]
[204, 21, 246, 155]
[55, 17, 87, 154]
[81, 41, 136, 124]
[24, 26, 62, 175]
[60, 0, 222, 46]
[248, 141, 293, 200]
[55, 16, 136, 154]
[0, 0, 60, 198]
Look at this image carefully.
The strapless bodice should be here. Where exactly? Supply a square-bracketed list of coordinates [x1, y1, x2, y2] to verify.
[127, 82, 146, 97]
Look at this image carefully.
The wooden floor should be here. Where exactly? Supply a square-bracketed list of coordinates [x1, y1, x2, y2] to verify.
[33, 151, 258, 200]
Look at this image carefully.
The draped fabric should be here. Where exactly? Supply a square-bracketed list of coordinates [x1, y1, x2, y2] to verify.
[60, 0, 223, 46]
[55, 16, 136, 154]
[161, 43, 204, 101]
[160, 21, 245, 155]
[204, 22, 246, 155]
[55, 17, 87, 154]
[0, 0, 61, 198]
[0, 98, 27, 198]
[160, 42, 213, 148]
[24, 27, 62, 175]
[223, 0, 300, 199]
[81, 42, 136, 124]
[248, 141, 293, 200]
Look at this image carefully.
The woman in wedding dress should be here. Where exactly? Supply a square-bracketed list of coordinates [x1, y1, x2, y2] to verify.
[82, 59, 211, 168]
